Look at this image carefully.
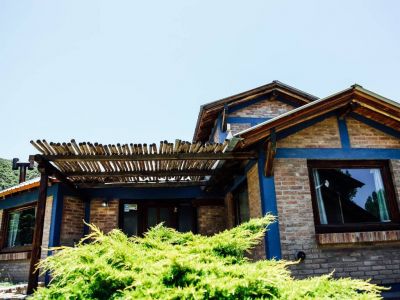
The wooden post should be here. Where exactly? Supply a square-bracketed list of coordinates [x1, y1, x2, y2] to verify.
[27, 167, 48, 295]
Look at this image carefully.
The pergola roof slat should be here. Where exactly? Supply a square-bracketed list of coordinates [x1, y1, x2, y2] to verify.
[31, 139, 254, 186]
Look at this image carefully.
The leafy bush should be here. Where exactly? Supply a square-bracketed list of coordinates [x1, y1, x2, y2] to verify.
[33, 215, 384, 299]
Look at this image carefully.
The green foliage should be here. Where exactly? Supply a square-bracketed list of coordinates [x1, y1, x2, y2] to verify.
[33, 215, 384, 299]
[0, 158, 39, 190]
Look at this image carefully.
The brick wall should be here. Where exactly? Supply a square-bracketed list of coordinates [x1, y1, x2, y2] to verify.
[229, 98, 294, 118]
[60, 196, 85, 246]
[246, 163, 266, 260]
[274, 158, 400, 284]
[41, 196, 53, 260]
[391, 160, 400, 207]
[90, 198, 119, 234]
[347, 117, 400, 148]
[230, 123, 252, 136]
[278, 117, 341, 148]
[197, 205, 226, 236]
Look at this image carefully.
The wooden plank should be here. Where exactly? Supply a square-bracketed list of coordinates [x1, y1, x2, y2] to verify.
[65, 169, 216, 177]
[27, 169, 48, 295]
[38, 152, 257, 162]
[264, 129, 276, 177]
[77, 181, 208, 188]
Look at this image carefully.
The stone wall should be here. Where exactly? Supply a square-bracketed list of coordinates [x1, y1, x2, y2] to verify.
[197, 205, 226, 236]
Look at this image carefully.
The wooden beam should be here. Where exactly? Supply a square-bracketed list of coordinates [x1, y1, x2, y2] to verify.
[77, 181, 207, 188]
[27, 167, 48, 295]
[337, 101, 359, 119]
[40, 152, 257, 162]
[65, 169, 216, 177]
[264, 129, 276, 177]
[32, 155, 76, 189]
[221, 104, 228, 132]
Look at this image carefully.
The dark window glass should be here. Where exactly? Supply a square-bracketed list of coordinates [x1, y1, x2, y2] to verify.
[234, 182, 250, 225]
[122, 203, 138, 236]
[312, 168, 390, 224]
[5, 207, 36, 248]
[178, 204, 194, 233]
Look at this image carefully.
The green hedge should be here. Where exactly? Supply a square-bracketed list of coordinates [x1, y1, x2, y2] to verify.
[33, 215, 384, 299]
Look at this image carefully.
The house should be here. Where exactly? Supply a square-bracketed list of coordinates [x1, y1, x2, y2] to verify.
[0, 81, 399, 294]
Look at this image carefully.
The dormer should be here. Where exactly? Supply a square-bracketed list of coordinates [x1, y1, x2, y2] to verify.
[193, 81, 318, 143]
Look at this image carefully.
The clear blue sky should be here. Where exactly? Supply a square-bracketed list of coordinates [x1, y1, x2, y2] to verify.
[1, 1, 399, 159]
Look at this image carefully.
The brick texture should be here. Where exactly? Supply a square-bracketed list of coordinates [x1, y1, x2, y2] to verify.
[197, 205, 226, 236]
[278, 117, 341, 148]
[90, 198, 119, 234]
[60, 196, 85, 246]
[246, 163, 266, 260]
[229, 98, 294, 118]
[229, 123, 252, 136]
[347, 117, 400, 148]
[391, 160, 400, 207]
[274, 158, 400, 284]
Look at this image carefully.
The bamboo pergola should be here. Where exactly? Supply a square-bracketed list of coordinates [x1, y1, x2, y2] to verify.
[30, 139, 256, 187]
[26, 139, 256, 294]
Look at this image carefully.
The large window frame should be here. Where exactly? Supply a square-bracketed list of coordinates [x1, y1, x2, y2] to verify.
[0, 203, 36, 253]
[308, 160, 400, 234]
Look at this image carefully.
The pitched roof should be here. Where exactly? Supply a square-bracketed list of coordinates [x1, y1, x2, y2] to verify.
[234, 84, 400, 149]
[0, 177, 58, 199]
[193, 81, 318, 143]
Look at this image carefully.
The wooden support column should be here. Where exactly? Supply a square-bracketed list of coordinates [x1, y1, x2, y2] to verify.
[264, 129, 276, 177]
[27, 166, 48, 295]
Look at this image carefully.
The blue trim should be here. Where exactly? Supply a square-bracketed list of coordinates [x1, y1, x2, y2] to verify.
[276, 148, 400, 159]
[226, 117, 270, 126]
[350, 113, 400, 139]
[276, 111, 336, 141]
[83, 199, 91, 236]
[337, 117, 350, 149]
[258, 146, 281, 259]
[83, 186, 219, 199]
[0, 185, 57, 210]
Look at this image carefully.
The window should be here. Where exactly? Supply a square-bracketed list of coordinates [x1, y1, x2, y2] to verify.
[233, 181, 250, 225]
[1, 205, 36, 250]
[308, 160, 400, 233]
[119, 200, 195, 236]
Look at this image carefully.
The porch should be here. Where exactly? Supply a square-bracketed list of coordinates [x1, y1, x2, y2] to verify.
[25, 139, 258, 294]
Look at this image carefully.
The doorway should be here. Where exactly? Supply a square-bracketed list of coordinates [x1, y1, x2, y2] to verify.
[119, 200, 196, 236]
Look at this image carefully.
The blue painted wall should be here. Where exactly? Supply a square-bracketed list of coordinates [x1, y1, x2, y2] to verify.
[257, 146, 282, 259]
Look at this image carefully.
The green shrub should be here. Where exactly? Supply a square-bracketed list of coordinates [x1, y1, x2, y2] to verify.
[33, 215, 384, 299]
